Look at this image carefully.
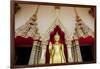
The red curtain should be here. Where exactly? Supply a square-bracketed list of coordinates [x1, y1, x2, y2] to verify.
[79, 36, 94, 46]
[45, 25, 68, 64]
[15, 36, 33, 47]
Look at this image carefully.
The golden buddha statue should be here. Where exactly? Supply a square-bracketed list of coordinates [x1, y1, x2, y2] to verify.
[48, 32, 66, 64]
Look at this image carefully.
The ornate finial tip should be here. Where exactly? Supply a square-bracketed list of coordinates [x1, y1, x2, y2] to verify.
[55, 6, 60, 9]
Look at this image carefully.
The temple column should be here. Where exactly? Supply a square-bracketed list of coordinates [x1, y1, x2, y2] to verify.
[28, 38, 42, 65]
[72, 34, 82, 62]
[75, 40, 82, 62]
[28, 41, 37, 65]
[66, 39, 74, 63]
[39, 40, 48, 64]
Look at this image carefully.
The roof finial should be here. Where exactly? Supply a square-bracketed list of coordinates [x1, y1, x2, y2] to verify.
[35, 5, 40, 15]
[31, 5, 40, 21]
[55, 6, 60, 10]
[74, 7, 78, 17]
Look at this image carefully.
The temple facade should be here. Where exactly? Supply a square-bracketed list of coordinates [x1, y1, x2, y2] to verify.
[15, 4, 95, 65]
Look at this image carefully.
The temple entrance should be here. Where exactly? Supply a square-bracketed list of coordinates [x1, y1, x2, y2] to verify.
[15, 36, 33, 65]
[45, 25, 68, 64]
[15, 47, 32, 65]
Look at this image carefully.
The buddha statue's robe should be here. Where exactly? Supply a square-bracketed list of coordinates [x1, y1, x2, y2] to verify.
[49, 42, 66, 64]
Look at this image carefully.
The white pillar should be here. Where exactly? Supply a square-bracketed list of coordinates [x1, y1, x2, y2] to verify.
[28, 40, 42, 65]
[66, 40, 74, 63]
[28, 44, 36, 65]
[75, 40, 83, 62]
[39, 40, 48, 64]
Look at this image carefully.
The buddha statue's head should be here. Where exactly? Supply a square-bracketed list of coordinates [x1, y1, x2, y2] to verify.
[54, 32, 60, 42]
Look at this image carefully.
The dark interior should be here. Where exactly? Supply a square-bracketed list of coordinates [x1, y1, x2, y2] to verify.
[80, 45, 94, 62]
[15, 47, 32, 65]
